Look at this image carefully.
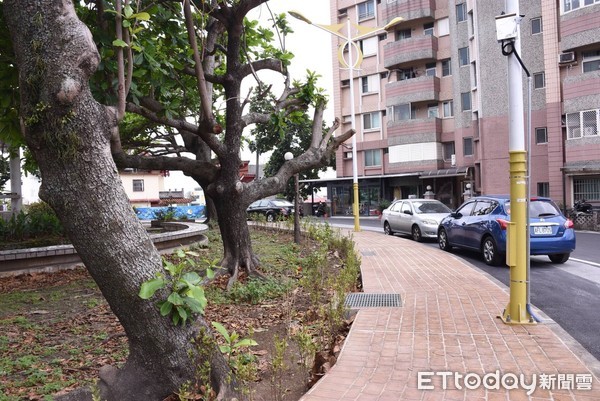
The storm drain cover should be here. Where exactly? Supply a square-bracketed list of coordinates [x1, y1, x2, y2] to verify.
[360, 250, 376, 257]
[344, 293, 402, 309]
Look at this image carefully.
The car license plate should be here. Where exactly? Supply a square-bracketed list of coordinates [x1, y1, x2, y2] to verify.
[533, 226, 552, 235]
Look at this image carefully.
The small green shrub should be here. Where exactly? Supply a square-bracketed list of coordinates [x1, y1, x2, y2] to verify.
[228, 277, 292, 305]
[154, 206, 179, 221]
[139, 249, 218, 326]
[0, 201, 64, 243]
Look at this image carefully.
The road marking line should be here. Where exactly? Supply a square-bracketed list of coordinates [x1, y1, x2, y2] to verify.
[571, 258, 600, 268]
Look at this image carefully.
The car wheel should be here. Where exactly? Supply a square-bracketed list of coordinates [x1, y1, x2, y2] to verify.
[482, 236, 501, 266]
[548, 253, 570, 264]
[411, 225, 422, 242]
[383, 222, 394, 236]
[438, 228, 452, 251]
[266, 213, 275, 223]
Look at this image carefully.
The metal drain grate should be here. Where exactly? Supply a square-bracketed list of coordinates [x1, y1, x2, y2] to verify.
[344, 293, 402, 309]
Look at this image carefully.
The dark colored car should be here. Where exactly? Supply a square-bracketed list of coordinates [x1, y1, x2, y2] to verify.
[437, 195, 576, 265]
[246, 199, 295, 222]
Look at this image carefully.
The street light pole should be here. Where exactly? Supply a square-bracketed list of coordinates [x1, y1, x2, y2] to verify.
[288, 11, 403, 232]
[284, 152, 300, 244]
[346, 17, 360, 232]
[495, 3, 535, 325]
[293, 172, 300, 243]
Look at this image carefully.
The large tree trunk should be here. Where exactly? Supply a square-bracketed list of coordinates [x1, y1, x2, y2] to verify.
[213, 192, 260, 288]
[4, 1, 239, 400]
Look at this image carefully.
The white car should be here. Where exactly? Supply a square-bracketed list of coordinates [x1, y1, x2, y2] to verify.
[381, 199, 452, 242]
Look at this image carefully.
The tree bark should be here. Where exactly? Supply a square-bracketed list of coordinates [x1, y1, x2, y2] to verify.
[4, 1, 239, 399]
[213, 192, 260, 288]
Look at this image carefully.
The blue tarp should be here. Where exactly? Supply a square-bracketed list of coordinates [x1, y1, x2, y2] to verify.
[135, 205, 205, 220]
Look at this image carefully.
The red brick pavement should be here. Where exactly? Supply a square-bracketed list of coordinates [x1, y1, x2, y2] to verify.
[300, 230, 600, 400]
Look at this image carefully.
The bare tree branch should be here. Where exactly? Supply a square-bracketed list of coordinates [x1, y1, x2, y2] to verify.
[115, 0, 126, 120]
[125, 102, 226, 156]
[113, 151, 219, 182]
[183, 0, 217, 132]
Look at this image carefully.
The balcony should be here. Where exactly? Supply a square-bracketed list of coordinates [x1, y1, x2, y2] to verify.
[560, 6, 600, 52]
[387, 117, 442, 142]
[386, 75, 440, 105]
[384, 35, 438, 69]
[381, 0, 435, 25]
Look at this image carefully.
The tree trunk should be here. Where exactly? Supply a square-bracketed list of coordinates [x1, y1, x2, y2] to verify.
[213, 192, 260, 288]
[4, 1, 239, 400]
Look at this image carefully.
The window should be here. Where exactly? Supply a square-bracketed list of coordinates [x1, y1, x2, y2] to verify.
[425, 62, 436, 77]
[461, 92, 471, 111]
[457, 200, 476, 217]
[388, 104, 414, 121]
[563, 0, 600, 13]
[537, 182, 550, 197]
[566, 109, 599, 139]
[361, 75, 379, 94]
[531, 17, 542, 34]
[438, 18, 450, 36]
[357, 0, 375, 21]
[456, 3, 467, 23]
[443, 101, 454, 118]
[459, 47, 469, 66]
[365, 149, 381, 167]
[395, 29, 411, 41]
[536, 127, 548, 144]
[360, 36, 378, 57]
[442, 59, 452, 76]
[443, 141, 455, 161]
[472, 200, 495, 216]
[428, 103, 439, 118]
[534, 72, 545, 89]
[398, 68, 416, 80]
[573, 176, 600, 201]
[363, 112, 381, 130]
[133, 179, 144, 192]
[582, 50, 600, 73]
[423, 22, 434, 36]
[463, 137, 473, 156]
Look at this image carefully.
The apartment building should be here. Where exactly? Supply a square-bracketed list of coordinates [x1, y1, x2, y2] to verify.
[323, 0, 600, 215]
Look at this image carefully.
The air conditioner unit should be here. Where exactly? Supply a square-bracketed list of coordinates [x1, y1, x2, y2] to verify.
[450, 154, 456, 167]
[584, 127, 596, 136]
[559, 51, 575, 64]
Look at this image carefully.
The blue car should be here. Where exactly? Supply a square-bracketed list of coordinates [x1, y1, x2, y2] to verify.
[437, 195, 576, 266]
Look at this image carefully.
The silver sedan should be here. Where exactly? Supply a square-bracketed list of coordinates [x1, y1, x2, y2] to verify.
[381, 199, 452, 242]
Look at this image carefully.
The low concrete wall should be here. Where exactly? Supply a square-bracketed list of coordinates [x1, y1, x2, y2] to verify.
[0, 221, 208, 277]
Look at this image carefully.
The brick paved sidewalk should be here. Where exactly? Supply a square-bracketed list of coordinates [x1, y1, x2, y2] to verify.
[300, 230, 600, 400]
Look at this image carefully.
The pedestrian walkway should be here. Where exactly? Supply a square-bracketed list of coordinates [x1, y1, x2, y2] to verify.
[300, 230, 600, 400]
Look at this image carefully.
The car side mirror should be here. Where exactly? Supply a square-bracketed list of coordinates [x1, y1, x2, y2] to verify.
[451, 212, 462, 218]
[403, 210, 413, 215]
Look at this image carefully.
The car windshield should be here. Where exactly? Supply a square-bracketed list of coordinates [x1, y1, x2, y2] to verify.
[505, 200, 561, 217]
[271, 200, 293, 207]
[413, 201, 452, 214]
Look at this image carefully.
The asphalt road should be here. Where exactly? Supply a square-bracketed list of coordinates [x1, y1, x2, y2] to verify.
[324, 216, 600, 362]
